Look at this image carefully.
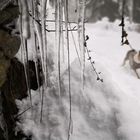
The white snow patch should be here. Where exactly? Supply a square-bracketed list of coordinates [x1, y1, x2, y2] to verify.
[17, 20, 140, 140]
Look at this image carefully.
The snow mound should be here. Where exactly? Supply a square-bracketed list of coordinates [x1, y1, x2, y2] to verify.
[17, 21, 140, 140]
[16, 58, 125, 140]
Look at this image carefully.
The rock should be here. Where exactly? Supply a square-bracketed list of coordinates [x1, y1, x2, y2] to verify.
[28, 60, 43, 90]
[0, 4, 19, 25]
[0, 3, 20, 89]
[0, 0, 11, 11]
[0, 57, 10, 87]
[0, 30, 20, 59]
[1, 58, 43, 100]
[0, 29, 20, 88]
[2, 58, 28, 100]
[0, 58, 43, 140]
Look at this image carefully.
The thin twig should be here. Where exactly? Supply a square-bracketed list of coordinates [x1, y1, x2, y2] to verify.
[28, 12, 78, 32]
[37, 19, 78, 24]
[15, 106, 32, 119]
[85, 36, 103, 82]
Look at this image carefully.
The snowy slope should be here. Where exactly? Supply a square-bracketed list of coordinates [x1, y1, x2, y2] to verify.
[84, 19, 140, 140]
[17, 20, 140, 140]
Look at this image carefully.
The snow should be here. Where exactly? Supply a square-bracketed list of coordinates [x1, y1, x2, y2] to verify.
[85, 19, 140, 140]
[17, 19, 140, 140]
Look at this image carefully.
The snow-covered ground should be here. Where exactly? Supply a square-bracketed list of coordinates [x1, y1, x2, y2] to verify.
[84, 19, 140, 140]
[17, 19, 140, 140]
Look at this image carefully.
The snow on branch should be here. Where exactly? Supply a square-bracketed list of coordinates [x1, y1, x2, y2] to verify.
[85, 35, 103, 82]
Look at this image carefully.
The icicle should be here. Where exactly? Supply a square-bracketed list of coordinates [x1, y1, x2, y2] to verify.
[33, 25, 45, 122]
[18, 0, 32, 106]
[34, 34, 42, 100]
[58, 0, 62, 99]
[32, 0, 47, 123]
[18, 0, 24, 63]
[40, 0, 48, 123]
[64, 0, 72, 140]
[55, 0, 62, 98]
[62, 29, 65, 63]
[41, 0, 48, 85]
[33, 0, 45, 78]
[24, 39, 33, 106]
[20, 0, 31, 39]
[30, 0, 42, 101]
[60, 2, 65, 63]
[77, 0, 86, 92]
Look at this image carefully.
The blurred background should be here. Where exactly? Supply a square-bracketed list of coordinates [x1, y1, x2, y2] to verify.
[48, 0, 140, 23]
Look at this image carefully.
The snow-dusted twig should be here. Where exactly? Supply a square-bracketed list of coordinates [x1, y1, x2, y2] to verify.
[29, 12, 78, 32]
[37, 19, 78, 24]
[85, 35, 103, 82]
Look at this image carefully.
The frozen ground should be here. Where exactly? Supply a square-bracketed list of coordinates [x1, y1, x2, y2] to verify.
[17, 19, 140, 140]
